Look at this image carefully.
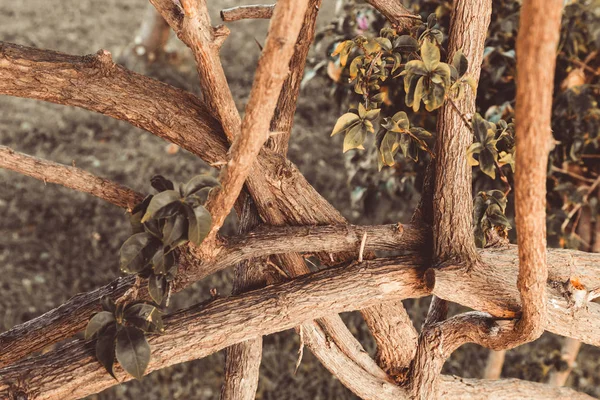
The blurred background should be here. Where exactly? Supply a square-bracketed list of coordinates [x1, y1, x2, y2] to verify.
[1, 0, 599, 398]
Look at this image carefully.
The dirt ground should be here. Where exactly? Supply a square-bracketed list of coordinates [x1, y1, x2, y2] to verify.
[1, 0, 599, 399]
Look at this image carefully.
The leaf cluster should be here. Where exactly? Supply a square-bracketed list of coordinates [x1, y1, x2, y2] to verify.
[122, 174, 217, 304]
[85, 297, 163, 379]
[467, 114, 515, 180]
[473, 189, 512, 248]
[376, 111, 432, 169]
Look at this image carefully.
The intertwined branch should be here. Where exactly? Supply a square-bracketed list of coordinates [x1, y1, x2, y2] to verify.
[0, 1, 596, 399]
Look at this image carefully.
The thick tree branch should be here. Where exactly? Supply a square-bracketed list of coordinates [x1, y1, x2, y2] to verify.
[163, 0, 241, 141]
[0, 257, 430, 400]
[0, 257, 593, 400]
[0, 146, 144, 209]
[0, 222, 423, 367]
[482, 350, 506, 380]
[200, 0, 309, 242]
[0, 41, 229, 164]
[223, 2, 322, 396]
[220, 4, 275, 22]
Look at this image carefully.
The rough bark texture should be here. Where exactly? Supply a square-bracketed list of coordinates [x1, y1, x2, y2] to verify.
[0, 41, 229, 163]
[0, 257, 431, 400]
[0, 256, 593, 400]
[221, 196, 265, 400]
[221, 4, 275, 22]
[202, 0, 309, 241]
[512, 0, 563, 342]
[0, 222, 424, 367]
[365, 0, 421, 31]
[431, 0, 490, 265]
[0, 146, 144, 210]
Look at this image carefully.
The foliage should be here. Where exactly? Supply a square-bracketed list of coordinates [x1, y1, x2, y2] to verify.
[473, 189, 511, 248]
[311, 0, 599, 249]
[329, 14, 477, 171]
[86, 174, 217, 379]
[85, 297, 162, 379]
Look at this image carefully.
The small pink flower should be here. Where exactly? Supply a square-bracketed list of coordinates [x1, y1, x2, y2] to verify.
[357, 14, 369, 32]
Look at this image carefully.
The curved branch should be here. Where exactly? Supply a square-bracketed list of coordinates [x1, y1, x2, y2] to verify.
[220, 4, 275, 22]
[0, 146, 144, 209]
[0, 41, 229, 164]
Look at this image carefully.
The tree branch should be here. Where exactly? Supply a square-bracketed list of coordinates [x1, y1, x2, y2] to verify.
[0, 222, 424, 367]
[0, 258, 593, 400]
[0, 41, 229, 164]
[365, 0, 421, 31]
[0, 256, 430, 400]
[0, 146, 144, 209]
[220, 4, 275, 22]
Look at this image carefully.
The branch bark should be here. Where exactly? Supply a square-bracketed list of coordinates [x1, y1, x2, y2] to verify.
[220, 4, 275, 22]
[482, 350, 506, 380]
[0, 146, 144, 209]
[0, 257, 593, 400]
[0, 222, 423, 367]
[365, 0, 421, 31]
[0, 256, 430, 400]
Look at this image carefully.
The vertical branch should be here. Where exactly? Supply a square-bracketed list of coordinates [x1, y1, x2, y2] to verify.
[432, 0, 491, 265]
[202, 0, 310, 240]
[483, 350, 506, 380]
[513, 0, 563, 340]
[221, 195, 266, 400]
[547, 337, 581, 386]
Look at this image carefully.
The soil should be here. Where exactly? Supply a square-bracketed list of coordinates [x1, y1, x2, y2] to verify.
[0, 1, 598, 399]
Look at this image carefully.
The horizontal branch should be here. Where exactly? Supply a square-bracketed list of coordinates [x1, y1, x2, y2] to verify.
[0, 257, 592, 400]
[0, 257, 430, 399]
[0, 41, 229, 164]
[0, 223, 425, 367]
[220, 4, 275, 22]
[0, 146, 144, 209]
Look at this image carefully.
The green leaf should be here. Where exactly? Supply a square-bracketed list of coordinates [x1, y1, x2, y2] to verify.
[412, 76, 425, 112]
[393, 35, 418, 52]
[479, 149, 497, 179]
[150, 175, 174, 192]
[375, 37, 392, 51]
[331, 113, 360, 136]
[404, 60, 427, 76]
[185, 205, 212, 246]
[358, 103, 367, 119]
[343, 124, 366, 153]
[96, 326, 117, 379]
[162, 214, 187, 248]
[380, 131, 399, 166]
[427, 13, 437, 29]
[181, 175, 219, 197]
[364, 108, 380, 121]
[391, 112, 410, 129]
[120, 233, 152, 274]
[151, 247, 175, 275]
[421, 39, 440, 71]
[101, 296, 116, 313]
[148, 274, 168, 305]
[130, 195, 152, 234]
[423, 82, 446, 111]
[141, 190, 181, 223]
[125, 302, 164, 333]
[432, 63, 451, 87]
[115, 326, 151, 380]
[467, 142, 483, 166]
[452, 50, 468, 77]
[85, 311, 115, 340]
